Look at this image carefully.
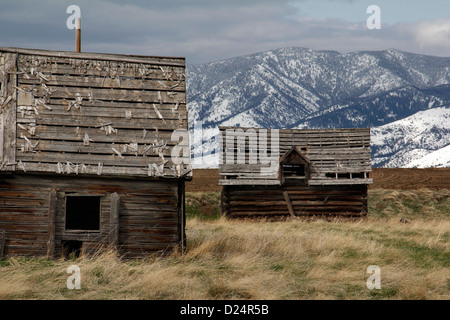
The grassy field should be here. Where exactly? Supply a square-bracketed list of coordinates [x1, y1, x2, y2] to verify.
[0, 189, 448, 300]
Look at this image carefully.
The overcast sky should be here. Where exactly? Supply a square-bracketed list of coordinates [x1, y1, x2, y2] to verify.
[1, 0, 449, 64]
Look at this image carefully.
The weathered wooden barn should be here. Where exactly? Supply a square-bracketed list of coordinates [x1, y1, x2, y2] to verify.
[0, 47, 191, 259]
[219, 126, 373, 218]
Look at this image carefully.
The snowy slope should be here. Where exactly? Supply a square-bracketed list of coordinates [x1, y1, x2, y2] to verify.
[186, 47, 450, 168]
[405, 145, 450, 168]
[371, 107, 450, 168]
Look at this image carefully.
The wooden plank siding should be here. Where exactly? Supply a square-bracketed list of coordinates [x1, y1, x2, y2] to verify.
[0, 173, 184, 258]
[0, 47, 190, 258]
[221, 184, 368, 218]
[218, 126, 372, 186]
[219, 126, 372, 218]
[0, 47, 192, 179]
[0, 53, 18, 171]
[46, 190, 57, 258]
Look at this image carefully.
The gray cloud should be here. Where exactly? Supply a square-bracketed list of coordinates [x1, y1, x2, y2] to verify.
[0, 0, 448, 64]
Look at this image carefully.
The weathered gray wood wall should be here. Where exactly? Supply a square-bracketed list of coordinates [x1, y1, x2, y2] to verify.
[218, 126, 372, 186]
[0, 48, 191, 178]
[0, 174, 184, 258]
[0, 47, 191, 258]
[218, 126, 372, 218]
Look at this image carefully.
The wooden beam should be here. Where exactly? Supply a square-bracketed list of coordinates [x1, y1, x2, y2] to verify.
[0, 110, 4, 164]
[219, 179, 281, 186]
[0, 47, 185, 67]
[110, 192, 120, 248]
[19, 74, 186, 92]
[177, 181, 186, 253]
[283, 191, 296, 217]
[221, 187, 226, 216]
[0, 229, 5, 258]
[362, 185, 368, 216]
[308, 178, 373, 185]
[3, 53, 17, 171]
[46, 190, 57, 259]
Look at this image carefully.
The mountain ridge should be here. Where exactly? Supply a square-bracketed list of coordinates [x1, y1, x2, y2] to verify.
[186, 47, 450, 168]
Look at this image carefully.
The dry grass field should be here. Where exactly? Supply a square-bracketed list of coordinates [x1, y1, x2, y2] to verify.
[0, 169, 448, 300]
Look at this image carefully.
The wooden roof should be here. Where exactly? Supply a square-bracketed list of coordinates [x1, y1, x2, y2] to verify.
[279, 146, 312, 165]
[0, 47, 191, 178]
[218, 126, 372, 186]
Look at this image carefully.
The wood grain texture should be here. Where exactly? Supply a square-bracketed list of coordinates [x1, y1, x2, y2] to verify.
[221, 184, 368, 218]
[0, 48, 191, 178]
[218, 126, 372, 186]
[0, 173, 185, 258]
[46, 190, 57, 258]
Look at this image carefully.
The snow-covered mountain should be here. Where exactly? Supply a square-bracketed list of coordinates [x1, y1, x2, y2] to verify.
[371, 107, 450, 167]
[186, 47, 450, 168]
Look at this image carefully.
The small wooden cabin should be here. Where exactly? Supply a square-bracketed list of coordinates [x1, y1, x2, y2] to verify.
[0, 47, 191, 259]
[219, 126, 373, 218]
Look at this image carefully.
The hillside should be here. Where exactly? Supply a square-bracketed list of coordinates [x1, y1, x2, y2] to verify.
[371, 107, 450, 167]
[186, 47, 450, 168]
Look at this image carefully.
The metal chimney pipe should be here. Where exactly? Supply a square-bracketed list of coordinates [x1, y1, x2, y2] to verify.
[75, 17, 81, 52]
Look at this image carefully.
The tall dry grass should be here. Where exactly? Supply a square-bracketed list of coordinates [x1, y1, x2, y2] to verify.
[0, 189, 448, 300]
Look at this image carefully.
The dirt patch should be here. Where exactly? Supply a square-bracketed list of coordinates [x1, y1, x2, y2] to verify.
[186, 168, 450, 192]
[186, 169, 222, 192]
[370, 168, 450, 190]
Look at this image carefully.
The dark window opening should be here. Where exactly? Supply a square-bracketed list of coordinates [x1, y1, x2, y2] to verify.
[352, 172, 365, 179]
[283, 164, 306, 177]
[325, 172, 336, 178]
[338, 173, 351, 179]
[65, 196, 101, 231]
[62, 240, 82, 259]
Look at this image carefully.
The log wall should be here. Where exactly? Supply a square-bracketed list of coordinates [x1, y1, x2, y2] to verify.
[0, 173, 184, 258]
[221, 184, 368, 218]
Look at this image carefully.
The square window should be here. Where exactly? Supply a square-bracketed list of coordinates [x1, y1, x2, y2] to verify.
[65, 196, 101, 231]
